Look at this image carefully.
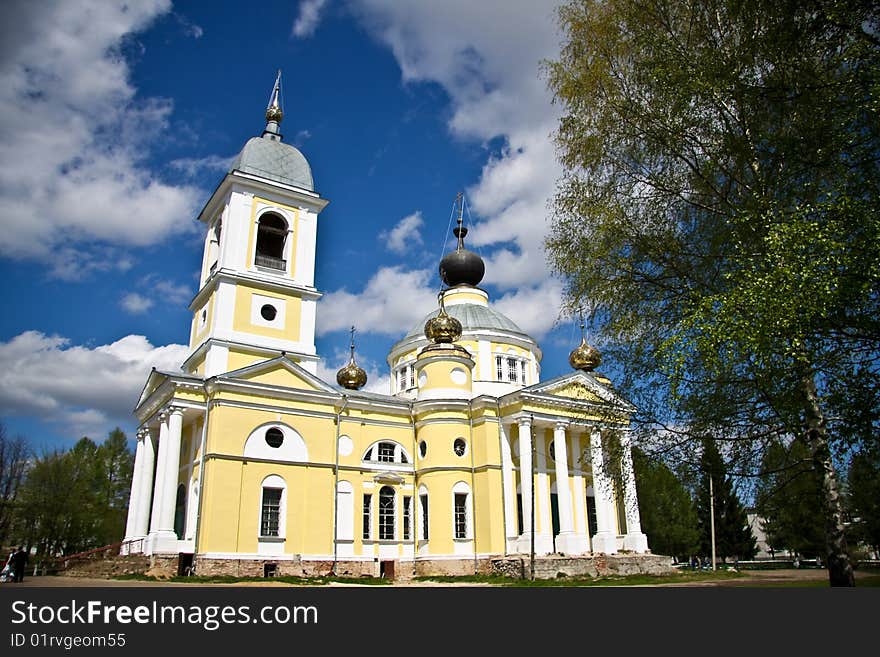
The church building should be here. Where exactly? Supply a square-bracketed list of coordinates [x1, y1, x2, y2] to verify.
[123, 75, 651, 577]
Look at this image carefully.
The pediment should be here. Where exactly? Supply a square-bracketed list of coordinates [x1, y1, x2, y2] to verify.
[523, 371, 635, 412]
[220, 356, 336, 393]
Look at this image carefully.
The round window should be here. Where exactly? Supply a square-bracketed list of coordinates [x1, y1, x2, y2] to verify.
[261, 304, 277, 321]
[265, 427, 284, 448]
[419, 441, 427, 458]
[453, 438, 466, 457]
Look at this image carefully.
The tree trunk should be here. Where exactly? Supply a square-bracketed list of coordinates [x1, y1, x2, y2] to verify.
[801, 374, 855, 587]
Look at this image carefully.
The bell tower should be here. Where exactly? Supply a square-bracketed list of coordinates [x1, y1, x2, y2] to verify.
[182, 72, 329, 377]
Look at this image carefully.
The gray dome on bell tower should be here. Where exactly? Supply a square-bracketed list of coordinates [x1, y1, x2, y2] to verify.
[229, 71, 315, 191]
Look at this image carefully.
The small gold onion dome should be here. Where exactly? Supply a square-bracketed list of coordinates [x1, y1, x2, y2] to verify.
[424, 291, 462, 344]
[569, 338, 601, 371]
[336, 327, 367, 390]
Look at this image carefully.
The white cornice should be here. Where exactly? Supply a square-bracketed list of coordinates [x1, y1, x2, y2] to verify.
[189, 269, 321, 311]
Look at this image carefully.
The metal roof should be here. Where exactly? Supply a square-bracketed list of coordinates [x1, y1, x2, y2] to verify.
[403, 302, 528, 340]
[230, 136, 314, 191]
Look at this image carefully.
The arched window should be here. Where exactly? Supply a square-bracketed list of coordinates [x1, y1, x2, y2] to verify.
[379, 486, 395, 540]
[255, 212, 288, 271]
[363, 441, 410, 464]
[452, 481, 471, 540]
[259, 474, 287, 540]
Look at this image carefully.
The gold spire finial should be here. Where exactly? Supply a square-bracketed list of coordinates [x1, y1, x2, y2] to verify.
[265, 69, 284, 125]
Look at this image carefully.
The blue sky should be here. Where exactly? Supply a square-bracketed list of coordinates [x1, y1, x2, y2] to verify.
[0, 0, 589, 451]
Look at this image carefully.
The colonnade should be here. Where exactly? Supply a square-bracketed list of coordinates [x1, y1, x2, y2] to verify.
[501, 417, 648, 555]
[122, 406, 188, 554]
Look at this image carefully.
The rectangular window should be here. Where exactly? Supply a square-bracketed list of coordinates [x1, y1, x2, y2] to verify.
[363, 494, 372, 540]
[454, 493, 468, 539]
[403, 496, 412, 540]
[519, 360, 527, 385]
[378, 443, 395, 462]
[397, 368, 406, 391]
[496, 356, 503, 381]
[420, 494, 429, 540]
[408, 365, 415, 389]
[379, 491, 395, 540]
[260, 488, 282, 537]
[507, 357, 518, 383]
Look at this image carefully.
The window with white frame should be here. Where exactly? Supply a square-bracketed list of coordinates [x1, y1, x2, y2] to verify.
[255, 212, 288, 272]
[495, 356, 503, 380]
[363, 493, 372, 540]
[260, 488, 282, 537]
[363, 441, 410, 464]
[507, 357, 518, 383]
[379, 486, 395, 540]
[403, 495, 412, 540]
[396, 363, 416, 392]
[452, 482, 471, 540]
[420, 491, 429, 540]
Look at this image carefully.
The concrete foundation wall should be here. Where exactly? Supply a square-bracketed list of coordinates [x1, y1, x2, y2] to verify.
[491, 554, 675, 579]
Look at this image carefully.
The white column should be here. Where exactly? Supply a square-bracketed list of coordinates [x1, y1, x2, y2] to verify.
[516, 417, 533, 552]
[571, 432, 588, 537]
[621, 430, 649, 552]
[122, 430, 146, 548]
[158, 407, 184, 534]
[134, 427, 155, 539]
[500, 422, 518, 549]
[589, 428, 618, 554]
[147, 407, 184, 552]
[553, 422, 588, 555]
[148, 413, 169, 535]
[535, 426, 553, 555]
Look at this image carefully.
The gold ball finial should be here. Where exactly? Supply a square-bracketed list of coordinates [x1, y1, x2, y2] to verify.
[265, 105, 283, 123]
[336, 326, 367, 389]
[424, 291, 462, 343]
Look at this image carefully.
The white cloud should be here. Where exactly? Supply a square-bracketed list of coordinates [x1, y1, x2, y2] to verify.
[0, 0, 201, 266]
[169, 154, 235, 178]
[493, 279, 565, 338]
[317, 266, 437, 337]
[348, 0, 565, 316]
[380, 211, 423, 254]
[0, 331, 189, 436]
[292, 0, 329, 38]
[121, 293, 154, 315]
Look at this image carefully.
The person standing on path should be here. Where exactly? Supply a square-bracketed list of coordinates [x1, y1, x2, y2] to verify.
[11, 547, 28, 583]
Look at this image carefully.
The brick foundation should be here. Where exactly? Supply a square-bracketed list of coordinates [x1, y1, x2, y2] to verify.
[491, 554, 674, 579]
[58, 554, 150, 578]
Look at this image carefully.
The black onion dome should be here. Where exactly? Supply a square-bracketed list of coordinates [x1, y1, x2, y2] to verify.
[439, 225, 485, 287]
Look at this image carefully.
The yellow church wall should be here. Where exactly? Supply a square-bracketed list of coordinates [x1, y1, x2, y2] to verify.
[472, 467, 506, 553]
[189, 292, 216, 349]
[231, 284, 303, 342]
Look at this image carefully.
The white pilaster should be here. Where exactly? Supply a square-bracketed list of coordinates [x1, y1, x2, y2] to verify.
[589, 428, 618, 554]
[553, 422, 589, 555]
[500, 422, 518, 549]
[621, 430, 649, 553]
[515, 417, 533, 552]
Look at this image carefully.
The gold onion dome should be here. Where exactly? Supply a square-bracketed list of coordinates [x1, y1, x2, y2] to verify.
[569, 320, 601, 371]
[337, 327, 367, 390]
[425, 292, 462, 344]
